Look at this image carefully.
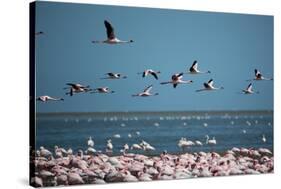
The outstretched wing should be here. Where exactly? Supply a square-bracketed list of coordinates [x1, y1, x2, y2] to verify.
[151, 72, 158, 80]
[203, 82, 209, 88]
[107, 73, 115, 77]
[172, 73, 183, 80]
[142, 71, 146, 78]
[246, 83, 253, 91]
[144, 85, 153, 93]
[207, 79, 214, 87]
[104, 20, 115, 39]
[189, 60, 198, 72]
[255, 69, 262, 78]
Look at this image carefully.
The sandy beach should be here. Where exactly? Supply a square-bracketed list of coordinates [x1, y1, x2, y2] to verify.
[30, 147, 273, 187]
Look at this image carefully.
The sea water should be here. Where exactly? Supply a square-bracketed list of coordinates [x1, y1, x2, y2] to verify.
[35, 111, 273, 155]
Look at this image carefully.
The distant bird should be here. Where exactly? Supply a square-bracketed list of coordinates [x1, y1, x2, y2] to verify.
[39, 146, 52, 158]
[196, 79, 224, 92]
[86, 147, 96, 155]
[101, 72, 127, 79]
[178, 138, 194, 151]
[91, 87, 115, 94]
[242, 83, 259, 94]
[113, 134, 121, 138]
[160, 73, 193, 88]
[131, 144, 142, 150]
[92, 20, 134, 44]
[106, 139, 113, 152]
[188, 60, 211, 74]
[132, 85, 159, 97]
[37, 95, 64, 102]
[35, 31, 44, 36]
[87, 137, 94, 147]
[247, 69, 273, 81]
[254, 69, 273, 81]
[205, 135, 216, 145]
[65, 83, 91, 96]
[262, 134, 266, 143]
[138, 69, 160, 80]
[123, 144, 129, 153]
[195, 140, 203, 146]
[140, 140, 155, 151]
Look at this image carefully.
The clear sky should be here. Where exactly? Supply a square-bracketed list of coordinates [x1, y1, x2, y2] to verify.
[35, 1, 273, 113]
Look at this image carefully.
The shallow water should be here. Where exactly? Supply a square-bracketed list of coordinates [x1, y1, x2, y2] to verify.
[36, 111, 273, 155]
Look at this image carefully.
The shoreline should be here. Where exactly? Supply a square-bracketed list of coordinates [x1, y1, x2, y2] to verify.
[31, 147, 274, 187]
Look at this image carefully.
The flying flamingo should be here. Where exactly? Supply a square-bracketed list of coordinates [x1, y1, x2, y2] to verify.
[64, 83, 91, 96]
[92, 20, 134, 44]
[101, 72, 127, 79]
[160, 73, 193, 88]
[91, 87, 115, 94]
[196, 79, 224, 92]
[242, 83, 259, 94]
[132, 85, 159, 97]
[37, 95, 64, 102]
[188, 60, 211, 74]
[138, 69, 160, 80]
[247, 69, 273, 81]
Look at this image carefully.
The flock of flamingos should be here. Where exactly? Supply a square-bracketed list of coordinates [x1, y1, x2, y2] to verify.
[36, 20, 273, 102]
[32, 20, 274, 187]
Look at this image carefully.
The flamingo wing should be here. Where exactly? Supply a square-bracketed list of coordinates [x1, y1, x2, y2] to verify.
[151, 72, 158, 80]
[189, 60, 198, 72]
[246, 83, 253, 91]
[107, 72, 115, 77]
[104, 20, 115, 39]
[207, 79, 214, 87]
[144, 85, 153, 93]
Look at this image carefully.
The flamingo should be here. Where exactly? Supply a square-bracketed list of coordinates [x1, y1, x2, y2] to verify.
[160, 73, 193, 88]
[92, 20, 133, 44]
[131, 144, 142, 150]
[37, 95, 64, 102]
[86, 147, 96, 155]
[132, 85, 159, 97]
[113, 134, 121, 138]
[64, 83, 91, 96]
[196, 79, 224, 92]
[242, 83, 259, 94]
[54, 145, 67, 157]
[39, 146, 52, 158]
[138, 69, 160, 80]
[106, 139, 113, 152]
[91, 87, 115, 94]
[252, 69, 273, 81]
[87, 137, 94, 147]
[178, 138, 194, 151]
[101, 72, 127, 79]
[205, 135, 217, 145]
[123, 144, 129, 153]
[188, 60, 211, 74]
[195, 140, 203, 146]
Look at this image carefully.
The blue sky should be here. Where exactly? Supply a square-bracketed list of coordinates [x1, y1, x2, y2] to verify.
[35, 1, 273, 112]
